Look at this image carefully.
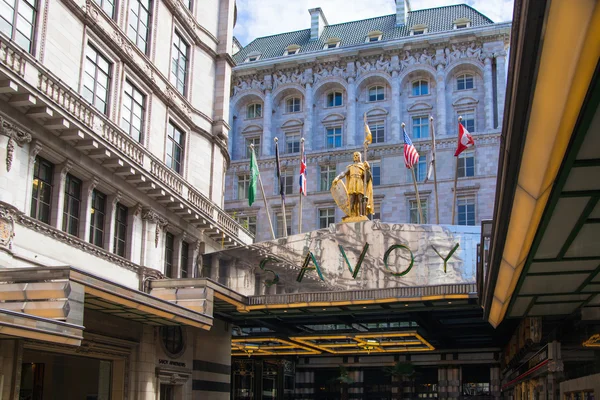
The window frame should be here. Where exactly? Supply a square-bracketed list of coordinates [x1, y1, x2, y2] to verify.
[320, 165, 336, 192]
[323, 40, 340, 49]
[180, 241, 189, 278]
[62, 174, 82, 237]
[120, 78, 146, 143]
[371, 161, 381, 186]
[92, 0, 116, 19]
[285, 97, 302, 113]
[82, 43, 113, 115]
[325, 91, 343, 108]
[409, 199, 428, 224]
[457, 73, 475, 91]
[457, 196, 476, 226]
[326, 126, 342, 149]
[235, 214, 257, 236]
[113, 202, 128, 257]
[1, 0, 38, 53]
[127, 0, 152, 54]
[170, 29, 190, 96]
[89, 189, 106, 247]
[368, 85, 385, 102]
[458, 150, 475, 178]
[30, 156, 53, 224]
[245, 136, 261, 159]
[237, 174, 250, 200]
[411, 80, 429, 97]
[246, 103, 262, 119]
[275, 212, 292, 238]
[166, 120, 185, 175]
[411, 116, 429, 139]
[274, 169, 294, 196]
[460, 110, 476, 133]
[285, 133, 301, 154]
[164, 232, 175, 278]
[368, 120, 385, 144]
[366, 34, 382, 43]
[318, 207, 335, 229]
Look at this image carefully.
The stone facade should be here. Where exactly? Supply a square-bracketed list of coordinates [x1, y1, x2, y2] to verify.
[225, 7, 510, 242]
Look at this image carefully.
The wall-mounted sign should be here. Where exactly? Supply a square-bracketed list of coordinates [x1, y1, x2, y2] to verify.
[158, 359, 186, 368]
[212, 221, 480, 296]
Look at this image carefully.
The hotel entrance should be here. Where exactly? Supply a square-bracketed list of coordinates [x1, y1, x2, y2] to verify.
[20, 350, 112, 400]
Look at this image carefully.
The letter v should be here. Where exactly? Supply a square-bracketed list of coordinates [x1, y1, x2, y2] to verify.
[339, 243, 369, 279]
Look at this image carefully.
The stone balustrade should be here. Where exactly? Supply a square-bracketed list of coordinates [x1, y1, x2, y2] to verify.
[150, 159, 184, 194]
[102, 124, 145, 166]
[0, 38, 25, 77]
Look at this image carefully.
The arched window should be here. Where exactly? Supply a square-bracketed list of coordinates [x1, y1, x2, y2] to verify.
[286, 97, 302, 113]
[412, 80, 429, 96]
[457, 74, 474, 90]
[368, 86, 385, 102]
[247, 103, 262, 119]
[326, 91, 343, 107]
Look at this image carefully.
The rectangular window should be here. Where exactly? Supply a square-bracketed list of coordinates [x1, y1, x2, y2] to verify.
[62, 174, 82, 236]
[320, 165, 336, 192]
[30, 156, 53, 224]
[457, 74, 474, 90]
[412, 116, 429, 139]
[237, 174, 250, 200]
[410, 199, 428, 224]
[326, 127, 342, 149]
[276, 170, 294, 195]
[247, 103, 262, 119]
[458, 150, 475, 178]
[368, 86, 384, 102]
[180, 241, 189, 278]
[171, 31, 189, 95]
[165, 232, 174, 278]
[285, 133, 300, 154]
[286, 97, 301, 113]
[89, 189, 106, 247]
[371, 161, 381, 186]
[236, 215, 257, 236]
[457, 196, 476, 226]
[318, 208, 335, 229]
[93, 0, 115, 18]
[369, 122, 385, 143]
[0, 0, 37, 52]
[412, 80, 429, 96]
[160, 384, 175, 400]
[326, 92, 342, 107]
[373, 203, 381, 220]
[120, 80, 145, 143]
[462, 111, 475, 132]
[276, 213, 291, 238]
[166, 121, 185, 174]
[82, 45, 112, 114]
[245, 137, 261, 158]
[113, 203, 128, 257]
[414, 154, 427, 182]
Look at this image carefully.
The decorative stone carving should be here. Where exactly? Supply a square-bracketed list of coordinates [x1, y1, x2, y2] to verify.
[1, 118, 32, 172]
[0, 203, 16, 250]
[60, 160, 74, 180]
[134, 202, 143, 216]
[29, 141, 42, 165]
[87, 177, 99, 197]
[84, 0, 99, 22]
[142, 208, 168, 248]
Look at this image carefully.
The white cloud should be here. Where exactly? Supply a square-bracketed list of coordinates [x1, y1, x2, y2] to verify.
[233, 0, 514, 46]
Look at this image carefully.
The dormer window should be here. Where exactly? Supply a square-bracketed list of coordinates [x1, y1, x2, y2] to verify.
[247, 103, 262, 119]
[245, 52, 261, 63]
[284, 44, 300, 56]
[366, 30, 383, 43]
[324, 38, 341, 49]
[410, 24, 428, 36]
[453, 18, 471, 30]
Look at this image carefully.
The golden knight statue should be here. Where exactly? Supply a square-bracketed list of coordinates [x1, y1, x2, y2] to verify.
[331, 151, 374, 222]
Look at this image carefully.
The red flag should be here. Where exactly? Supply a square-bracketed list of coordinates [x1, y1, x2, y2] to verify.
[454, 122, 474, 156]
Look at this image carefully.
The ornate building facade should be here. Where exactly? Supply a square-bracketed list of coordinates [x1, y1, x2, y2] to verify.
[226, 2, 511, 241]
[0, 0, 249, 398]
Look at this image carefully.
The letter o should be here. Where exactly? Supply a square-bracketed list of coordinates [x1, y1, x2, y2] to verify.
[383, 244, 415, 277]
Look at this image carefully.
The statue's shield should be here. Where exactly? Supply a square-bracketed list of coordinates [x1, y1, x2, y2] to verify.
[330, 180, 351, 216]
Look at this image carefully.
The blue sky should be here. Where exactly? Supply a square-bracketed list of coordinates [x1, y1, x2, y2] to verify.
[233, 0, 514, 46]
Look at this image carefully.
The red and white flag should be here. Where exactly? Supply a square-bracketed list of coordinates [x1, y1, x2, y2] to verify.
[403, 127, 419, 169]
[454, 122, 475, 157]
[299, 141, 307, 196]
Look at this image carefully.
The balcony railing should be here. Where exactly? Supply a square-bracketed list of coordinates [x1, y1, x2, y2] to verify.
[150, 160, 184, 194]
[102, 124, 145, 166]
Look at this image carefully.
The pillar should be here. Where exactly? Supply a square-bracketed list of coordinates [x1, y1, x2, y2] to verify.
[484, 57, 494, 131]
[262, 89, 273, 156]
[496, 52, 507, 129]
[103, 191, 122, 253]
[79, 178, 99, 242]
[436, 64, 447, 135]
[50, 160, 73, 230]
[303, 82, 313, 151]
[547, 340, 563, 400]
[192, 320, 232, 399]
[491, 366, 501, 400]
[349, 369, 363, 399]
[391, 72, 401, 142]
[346, 77, 356, 146]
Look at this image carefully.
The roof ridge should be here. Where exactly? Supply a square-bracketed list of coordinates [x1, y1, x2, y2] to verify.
[249, 27, 311, 42]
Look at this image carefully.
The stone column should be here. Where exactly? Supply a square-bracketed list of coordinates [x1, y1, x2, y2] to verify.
[50, 160, 73, 230]
[103, 191, 122, 253]
[496, 52, 507, 129]
[484, 57, 494, 131]
[78, 178, 99, 242]
[349, 370, 363, 399]
[436, 64, 447, 135]
[391, 71, 401, 142]
[547, 340, 563, 400]
[129, 204, 143, 264]
[262, 89, 273, 156]
[438, 367, 448, 399]
[491, 366, 501, 400]
[303, 82, 313, 151]
[346, 77, 357, 147]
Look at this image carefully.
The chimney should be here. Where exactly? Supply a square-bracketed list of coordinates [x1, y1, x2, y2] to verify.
[309, 8, 329, 41]
[395, 0, 411, 26]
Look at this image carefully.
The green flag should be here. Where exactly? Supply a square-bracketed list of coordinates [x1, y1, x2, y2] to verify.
[248, 148, 259, 206]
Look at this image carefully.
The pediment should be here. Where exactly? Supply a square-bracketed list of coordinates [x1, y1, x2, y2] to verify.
[322, 113, 345, 123]
[281, 118, 304, 129]
[407, 102, 433, 112]
[453, 96, 479, 107]
[242, 124, 262, 134]
[366, 107, 389, 118]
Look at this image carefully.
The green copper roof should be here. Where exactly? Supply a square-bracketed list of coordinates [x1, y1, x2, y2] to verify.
[233, 4, 495, 64]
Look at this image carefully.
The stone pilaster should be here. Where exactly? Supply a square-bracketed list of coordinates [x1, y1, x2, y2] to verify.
[346, 77, 357, 146]
[484, 57, 494, 130]
[262, 89, 273, 156]
[50, 160, 73, 231]
[23, 141, 42, 216]
[78, 177, 99, 242]
[391, 71, 401, 142]
[192, 320, 232, 399]
[436, 64, 447, 135]
[304, 82, 313, 151]
[496, 52, 507, 129]
[104, 191, 122, 253]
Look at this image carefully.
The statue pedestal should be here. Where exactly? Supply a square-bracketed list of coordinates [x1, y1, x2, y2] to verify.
[341, 215, 369, 223]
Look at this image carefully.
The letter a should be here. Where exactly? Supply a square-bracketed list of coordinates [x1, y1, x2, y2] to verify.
[296, 252, 325, 282]
[339, 243, 369, 279]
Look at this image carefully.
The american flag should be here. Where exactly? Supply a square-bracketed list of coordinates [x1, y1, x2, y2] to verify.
[299, 151, 307, 195]
[403, 127, 420, 169]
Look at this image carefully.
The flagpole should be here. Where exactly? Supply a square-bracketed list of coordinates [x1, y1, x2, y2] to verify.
[251, 144, 275, 240]
[429, 115, 440, 224]
[451, 116, 462, 225]
[298, 138, 305, 234]
[403, 122, 424, 224]
[274, 137, 288, 237]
